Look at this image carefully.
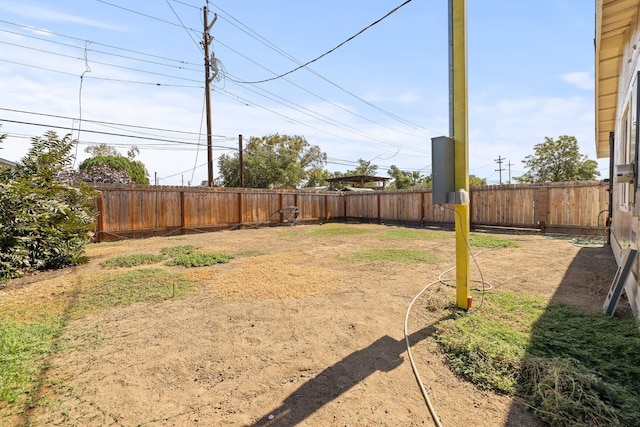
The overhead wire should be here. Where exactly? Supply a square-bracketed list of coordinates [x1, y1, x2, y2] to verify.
[209, 1, 428, 132]
[0, 19, 200, 67]
[228, 0, 413, 84]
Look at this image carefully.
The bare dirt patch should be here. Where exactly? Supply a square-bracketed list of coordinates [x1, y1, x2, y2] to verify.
[1, 224, 619, 426]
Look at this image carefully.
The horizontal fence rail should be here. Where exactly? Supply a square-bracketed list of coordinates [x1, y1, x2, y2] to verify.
[91, 181, 608, 241]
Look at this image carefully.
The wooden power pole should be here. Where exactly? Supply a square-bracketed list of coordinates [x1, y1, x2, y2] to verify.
[203, 6, 217, 187]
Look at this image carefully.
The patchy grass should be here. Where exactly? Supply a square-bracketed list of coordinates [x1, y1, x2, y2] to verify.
[70, 269, 198, 318]
[166, 252, 233, 268]
[378, 228, 450, 240]
[233, 250, 266, 258]
[0, 318, 63, 405]
[346, 248, 442, 264]
[101, 253, 165, 268]
[305, 223, 373, 237]
[469, 233, 519, 248]
[434, 291, 640, 426]
[161, 245, 197, 257]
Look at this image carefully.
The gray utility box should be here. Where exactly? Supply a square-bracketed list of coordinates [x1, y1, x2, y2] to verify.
[431, 136, 455, 204]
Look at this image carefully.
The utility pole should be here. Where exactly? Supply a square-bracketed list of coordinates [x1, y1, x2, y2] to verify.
[507, 161, 513, 184]
[203, 6, 217, 187]
[239, 134, 244, 187]
[495, 155, 504, 184]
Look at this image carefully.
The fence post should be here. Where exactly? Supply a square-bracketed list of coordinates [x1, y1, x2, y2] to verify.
[534, 186, 549, 232]
[180, 191, 186, 235]
[95, 192, 105, 243]
[238, 191, 243, 228]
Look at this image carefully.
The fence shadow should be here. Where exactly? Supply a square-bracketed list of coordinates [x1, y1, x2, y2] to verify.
[250, 325, 440, 426]
[505, 244, 624, 426]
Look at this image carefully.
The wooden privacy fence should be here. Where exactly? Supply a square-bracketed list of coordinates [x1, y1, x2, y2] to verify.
[92, 181, 608, 241]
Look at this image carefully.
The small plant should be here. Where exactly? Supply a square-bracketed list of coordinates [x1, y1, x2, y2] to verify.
[469, 233, 519, 248]
[166, 252, 233, 268]
[101, 253, 165, 268]
[160, 245, 197, 258]
[306, 224, 372, 237]
[346, 248, 442, 264]
[71, 268, 198, 317]
[434, 291, 640, 426]
[378, 228, 449, 240]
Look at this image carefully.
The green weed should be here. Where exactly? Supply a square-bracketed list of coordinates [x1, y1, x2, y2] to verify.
[160, 245, 197, 257]
[346, 248, 442, 264]
[165, 252, 233, 268]
[469, 233, 519, 248]
[434, 291, 640, 426]
[378, 228, 449, 240]
[101, 253, 165, 268]
[70, 268, 198, 317]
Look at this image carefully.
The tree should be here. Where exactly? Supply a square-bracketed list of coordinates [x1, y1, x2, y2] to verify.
[79, 143, 149, 184]
[469, 175, 487, 186]
[0, 131, 97, 282]
[346, 158, 378, 176]
[516, 135, 599, 183]
[217, 134, 326, 188]
[387, 165, 412, 189]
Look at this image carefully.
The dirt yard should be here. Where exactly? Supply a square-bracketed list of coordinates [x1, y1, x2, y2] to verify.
[1, 223, 621, 426]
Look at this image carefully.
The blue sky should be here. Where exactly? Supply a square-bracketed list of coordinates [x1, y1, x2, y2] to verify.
[0, 0, 604, 186]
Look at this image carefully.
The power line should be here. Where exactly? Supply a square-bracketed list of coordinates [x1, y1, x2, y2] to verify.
[0, 18, 199, 67]
[0, 27, 201, 72]
[0, 40, 202, 84]
[0, 107, 232, 138]
[0, 118, 235, 148]
[0, 58, 202, 88]
[208, 1, 428, 132]
[163, 0, 202, 52]
[228, 0, 413, 84]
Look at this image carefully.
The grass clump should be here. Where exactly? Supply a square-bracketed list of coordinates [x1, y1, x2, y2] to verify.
[305, 224, 372, 237]
[166, 252, 233, 268]
[160, 245, 197, 257]
[101, 253, 165, 268]
[469, 233, 519, 248]
[71, 268, 198, 317]
[434, 291, 640, 426]
[0, 319, 63, 405]
[378, 228, 449, 240]
[347, 248, 442, 264]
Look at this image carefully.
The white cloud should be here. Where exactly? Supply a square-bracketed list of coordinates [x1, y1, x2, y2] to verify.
[0, 3, 127, 32]
[560, 71, 594, 90]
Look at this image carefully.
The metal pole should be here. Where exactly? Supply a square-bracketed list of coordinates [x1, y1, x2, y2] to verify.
[450, 0, 471, 310]
[239, 134, 244, 187]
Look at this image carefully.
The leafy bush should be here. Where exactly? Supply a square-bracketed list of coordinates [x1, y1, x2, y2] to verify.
[0, 131, 97, 283]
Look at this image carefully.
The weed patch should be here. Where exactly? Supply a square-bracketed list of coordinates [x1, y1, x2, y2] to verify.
[70, 268, 198, 317]
[378, 228, 449, 240]
[161, 245, 197, 257]
[469, 233, 519, 248]
[434, 291, 640, 426]
[101, 253, 165, 268]
[347, 248, 442, 264]
[166, 252, 233, 267]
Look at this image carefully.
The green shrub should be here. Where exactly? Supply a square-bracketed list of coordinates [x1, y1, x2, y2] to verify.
[0, 131, 97, 283]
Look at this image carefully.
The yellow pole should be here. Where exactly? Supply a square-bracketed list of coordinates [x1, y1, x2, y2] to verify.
[450, 0, 471, 309]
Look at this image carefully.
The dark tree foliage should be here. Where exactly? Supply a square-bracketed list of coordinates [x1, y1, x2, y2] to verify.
[80, 155, 149, 185]
[0, 131, 97, 283]
[517, 135, 599, 183]
[217, 134, 326, 188]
